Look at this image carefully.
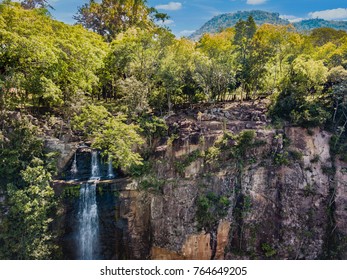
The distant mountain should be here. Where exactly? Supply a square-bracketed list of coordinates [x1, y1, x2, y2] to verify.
[293, 18, 347, 32]
[189, 10, 347, 40]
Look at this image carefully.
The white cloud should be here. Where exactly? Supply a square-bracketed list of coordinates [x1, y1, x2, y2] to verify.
[157, 19, 175, 27]
[309, 8, 347, 20]
[280, 15, 305, 23]
[179, 30, 196, 36]
[289, 18, 304, 23]
[246, 0, 267, 5]
[155, 2, 182, 11]
[163, 19, 175, 25]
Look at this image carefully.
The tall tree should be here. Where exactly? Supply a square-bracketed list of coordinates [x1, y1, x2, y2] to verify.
[234, 16, 260, 98]
[74, 0, 167, 41]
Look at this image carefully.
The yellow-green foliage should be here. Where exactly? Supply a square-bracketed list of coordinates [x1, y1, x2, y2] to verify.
[0, 2, 108, 109]
[72, 104, 144, 170]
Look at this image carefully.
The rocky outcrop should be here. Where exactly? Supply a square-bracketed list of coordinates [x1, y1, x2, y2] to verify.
[45, 137, 78, 172]
[120, 101, 347, 260]
[334, 159, 347, 258]
[53, 101, 347, 260]
[235, 127, 332, 259]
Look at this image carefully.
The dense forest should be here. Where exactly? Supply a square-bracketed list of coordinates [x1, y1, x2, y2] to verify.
[0, 0, 347, 259]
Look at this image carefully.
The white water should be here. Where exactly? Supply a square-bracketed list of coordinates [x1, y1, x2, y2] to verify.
[90, 151, 100, 180]
[70, 152, 78, 179]
[78, 183, 99, 260]
[77, 150, 100, 260]
[107, 157, 115, 179]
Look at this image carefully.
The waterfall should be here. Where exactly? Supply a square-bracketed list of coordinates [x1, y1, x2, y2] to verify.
[90, 151, 100, 180]
[70, 152, 78, 179]
[77, 150, 101, 260]
[107, 157, 115, 179]
[77, 183, 99, 260]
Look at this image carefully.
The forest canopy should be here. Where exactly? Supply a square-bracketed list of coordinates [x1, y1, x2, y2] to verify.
[0, 0, 347, 259]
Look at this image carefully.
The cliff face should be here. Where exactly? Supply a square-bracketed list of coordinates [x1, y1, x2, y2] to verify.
[121, 101, 347, 260]
[48, 101, 347, 260]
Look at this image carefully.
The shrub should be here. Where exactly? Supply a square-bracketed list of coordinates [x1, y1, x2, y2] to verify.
[274, 152, 289, 166]
[261, 243, 277, 258]
[289, 150, 303, 161]
[196, 192, 230, 231]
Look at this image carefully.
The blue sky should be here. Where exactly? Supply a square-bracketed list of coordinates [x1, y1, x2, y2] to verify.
[43, 0, 347, 36]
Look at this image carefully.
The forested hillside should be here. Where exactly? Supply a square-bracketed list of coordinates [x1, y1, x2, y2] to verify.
[0, 0, 347, 260]
[190, 10, 347, 40]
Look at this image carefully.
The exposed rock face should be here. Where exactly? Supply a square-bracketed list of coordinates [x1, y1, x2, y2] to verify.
[120, 101, 347, 260]
[45, 137, 78, 172]
[119, 188, 152, 259]
[215, 221, 231, 259]
[151, 181, 199, 253]
[334, 159, 347, 258]
[53, 101, 347, 260]
[235, 127, 332, 259]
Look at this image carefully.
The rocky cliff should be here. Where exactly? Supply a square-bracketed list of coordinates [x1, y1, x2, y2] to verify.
[51, 101, 347, 260]
[118, 101, 347, 260]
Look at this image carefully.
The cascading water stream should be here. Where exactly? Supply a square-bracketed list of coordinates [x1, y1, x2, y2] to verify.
[70, 152, 78, 180]
[77, 150, 100, 260]
[90, 151, 100, 180]
[107, 157, 115, 179]
[78, 183, 99, 260]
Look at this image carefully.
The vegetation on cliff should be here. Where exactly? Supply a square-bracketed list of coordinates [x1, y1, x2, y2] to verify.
[0, 1, 347, 259]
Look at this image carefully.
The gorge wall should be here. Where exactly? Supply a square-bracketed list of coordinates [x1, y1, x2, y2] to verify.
[120, 101, 347, 260]
[51, 101, 347, 260]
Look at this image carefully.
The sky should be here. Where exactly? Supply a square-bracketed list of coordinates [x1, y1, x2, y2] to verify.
[41, 0, 347, 37]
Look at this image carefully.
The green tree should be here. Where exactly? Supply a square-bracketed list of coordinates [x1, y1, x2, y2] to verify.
[74, 0, 167, 42]
[0, 159, 56, 260]
[271, 55, 331, 127]
[0, 2, 107, 112]
[117, 77, 149, 116]
[157, 38, 198, 110]
[254, 24, 303, 94]
[0, 115, 43, 188]
[72, 105, 144, 170]
[100, 27, 174, 109]
[234, 16, 265, 99]
[309, 27, 347, 47]
[193, 53, 234, 102]
[93, 116, 144, 169]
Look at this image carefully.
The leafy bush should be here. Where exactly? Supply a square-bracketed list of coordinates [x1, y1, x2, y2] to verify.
[139, 176, 165, 192]
[274, 152, 289, 166]
[128, 161, 153, 178]
[196, 192, 230, 231]
[261, 243, 277, 258]
[289, 150, 303, 161]
[138, 115, 168, 149]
